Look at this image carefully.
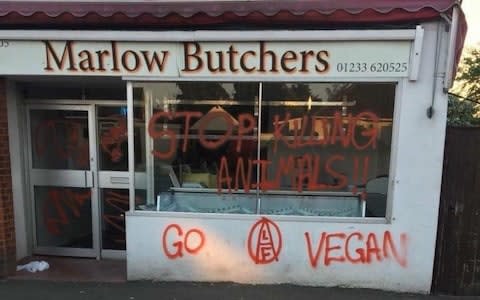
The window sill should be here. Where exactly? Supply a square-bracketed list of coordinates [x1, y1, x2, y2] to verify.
[126, 210, 388, 224]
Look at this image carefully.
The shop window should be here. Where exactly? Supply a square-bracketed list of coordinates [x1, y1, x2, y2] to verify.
[133, 82, 394, 218]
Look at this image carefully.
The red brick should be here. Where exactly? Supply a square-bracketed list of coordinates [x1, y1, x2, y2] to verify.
[0, 78, 15, 278]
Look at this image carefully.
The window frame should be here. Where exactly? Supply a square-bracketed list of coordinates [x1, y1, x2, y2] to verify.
[127, 78, 401, 223]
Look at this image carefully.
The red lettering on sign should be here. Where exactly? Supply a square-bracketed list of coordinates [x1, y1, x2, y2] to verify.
[147, 111, 203, 158]
[325, 154, 348, 190]
[146, 110, 380, 157]
[234, 157, 253, 193]
[100, 115, 127, 163]
[247, 217, 282, 265]
[270, 111, 380, 152]
[306, 154, 327, 191]
[144, 109, 380, 196]
[276, 155, 296, 190]
[305, 231, 408, 268]
[366, 233, 382, 263]
[102, 190, 143, 247]
[215, 153, 370, 194]
[351, 111, 379, 150]
[383, 231, 408, 268]
[254, 159, 276, 191]
[176, 111, 203, 153]
[325, 233, 347, 266]
[236, 113, 256, 152]
[345, 232, 366, 264]
[197, 111, 233, 150]
[217, 156, 232, 193]
[272, 113, 290, 154]
[162, 224, 205, 259]
[304, 232, 326, 268]
[148, 111, 176, 160]
[330, 112, 353, 147]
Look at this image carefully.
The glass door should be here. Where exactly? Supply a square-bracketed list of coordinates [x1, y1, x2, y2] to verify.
[97, 105, 130, 258]
[28, 105, 99, 257]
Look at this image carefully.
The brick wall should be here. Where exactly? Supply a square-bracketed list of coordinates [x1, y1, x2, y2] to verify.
[0, 78, 15, 277]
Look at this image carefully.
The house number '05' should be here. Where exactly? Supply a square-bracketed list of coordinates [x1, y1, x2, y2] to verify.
[0, 41, 9, 48]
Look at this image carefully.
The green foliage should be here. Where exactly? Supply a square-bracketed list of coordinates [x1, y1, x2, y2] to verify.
[447, 94, 479, 126]
[447, 47, 480, 126]
[456, 48, 480, 102]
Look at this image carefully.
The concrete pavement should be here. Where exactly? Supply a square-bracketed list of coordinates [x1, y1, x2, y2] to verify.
[0, 280, 478, 300]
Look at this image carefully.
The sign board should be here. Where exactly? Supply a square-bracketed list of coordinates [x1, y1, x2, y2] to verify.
[0, 40, 412, 78]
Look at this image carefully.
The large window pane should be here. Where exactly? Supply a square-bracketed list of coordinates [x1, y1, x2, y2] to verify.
[134, 82, 259, 213]
[132, 81, 395, 218]
[260, 83, 394, 217]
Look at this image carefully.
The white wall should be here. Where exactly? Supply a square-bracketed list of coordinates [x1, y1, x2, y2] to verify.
[127, 215, 420, 291]
[129, 21, 448, 292]
[7, 80, 30, 260]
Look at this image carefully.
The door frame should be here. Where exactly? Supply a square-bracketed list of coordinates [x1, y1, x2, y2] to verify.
[26, 104, 100, 258]
[95, 102, 129, 260]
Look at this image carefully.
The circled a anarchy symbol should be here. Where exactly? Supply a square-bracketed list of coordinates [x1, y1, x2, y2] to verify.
[247, 217, 282, 264]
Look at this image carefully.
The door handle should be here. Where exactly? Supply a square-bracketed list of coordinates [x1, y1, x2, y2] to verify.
[110, 176, 129, 184]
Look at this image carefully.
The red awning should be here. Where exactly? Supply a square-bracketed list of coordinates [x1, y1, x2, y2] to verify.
[0, 0, 468, 72]
[0, 1, 466, 27]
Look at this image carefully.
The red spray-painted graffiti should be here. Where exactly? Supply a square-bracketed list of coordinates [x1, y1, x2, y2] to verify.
[216, 154, 370, 195]
[162, 224, 206, 259]
[34, 120, 89, 169]
[43, 188, 91, 235]
[271, 111, 378, 153]
[100, 116, 127, 163]
[102, 190, 145, 246]
[103, 190, 129, 235]
[147, 110, 378, 194]
[304, 231, 408, 268]
[148, 111, 379, 160]
[247, 217, 282, 264]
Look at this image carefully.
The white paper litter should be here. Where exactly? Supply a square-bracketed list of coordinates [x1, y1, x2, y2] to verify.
[16, 261, 50, 273]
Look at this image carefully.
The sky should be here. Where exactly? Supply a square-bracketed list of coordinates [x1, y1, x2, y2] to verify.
[462, 0, 480, 47]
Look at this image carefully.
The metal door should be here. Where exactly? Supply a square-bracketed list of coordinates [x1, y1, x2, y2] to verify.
[27, 105, 99, 257]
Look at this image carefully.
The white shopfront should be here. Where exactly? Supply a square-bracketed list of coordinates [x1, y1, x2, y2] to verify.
[0, 20, 458, 292]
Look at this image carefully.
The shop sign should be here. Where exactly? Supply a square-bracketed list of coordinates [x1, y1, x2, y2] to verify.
[0, 40, 411, 78]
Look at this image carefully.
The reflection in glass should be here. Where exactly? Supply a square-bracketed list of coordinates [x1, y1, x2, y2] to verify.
[98, 106, 128, 171]
[260, 83, 394, 216]
[132, 82, 395, 217]
[134, 82, 259, 213]
[101, 189, 129, 250]
[30, 110, 90, 170]
[35, 186, 92, 248]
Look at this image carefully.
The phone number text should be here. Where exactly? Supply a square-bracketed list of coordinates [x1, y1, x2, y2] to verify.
[336, 62, 408, 73]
